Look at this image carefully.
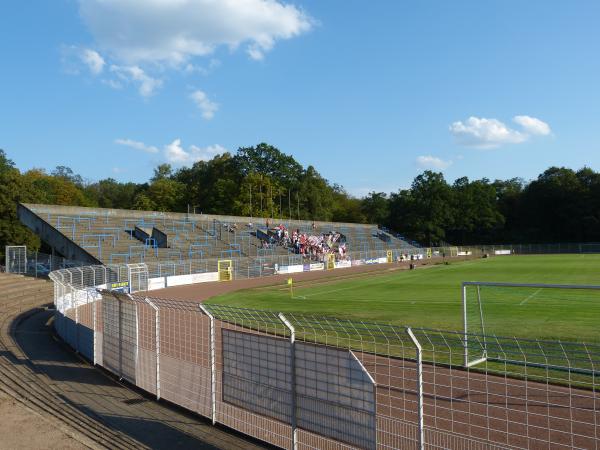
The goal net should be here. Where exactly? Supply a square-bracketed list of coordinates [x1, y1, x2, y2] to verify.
[462, 281, 600, 375]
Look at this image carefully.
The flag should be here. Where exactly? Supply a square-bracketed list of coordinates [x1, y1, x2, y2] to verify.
[287, 277, 293, 285]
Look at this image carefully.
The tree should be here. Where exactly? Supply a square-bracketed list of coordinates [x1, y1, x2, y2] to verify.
[85, 178, 140, 209]
[576, 167, 600, 241]
[0, 149, 15, 176]
[0, 152, 41, 253]
[234, 143, 303, 189]
[297, 166, 335, 221]
[21, 169, 92, 206]
[389, 171, 453, 245]
[52, 166, 84, 186]
[151, 164, 173, 182]
[493, 178, 525, 242]
[147, 178, 185, 212]
[132, 192, 156, 211]
[449, 177, 504, 244]
[361, 192, 389, 225]
[232, 172, 278, 218]
[331, 186, 367, 223]
[174, 153, 240, 214]
[519, 167, 583, 242]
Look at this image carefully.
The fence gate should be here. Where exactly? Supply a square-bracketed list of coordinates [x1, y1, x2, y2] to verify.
[5, 245, 27, 274]
[127, 263, 149, 293]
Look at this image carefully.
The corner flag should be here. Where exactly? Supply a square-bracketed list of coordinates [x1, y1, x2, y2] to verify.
[287, 277, 293, 298]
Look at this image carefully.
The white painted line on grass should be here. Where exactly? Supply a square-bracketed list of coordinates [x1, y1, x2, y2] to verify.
[519, 288, 542, 305]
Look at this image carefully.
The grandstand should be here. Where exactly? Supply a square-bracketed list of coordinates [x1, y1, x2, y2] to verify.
[17, 203, 418, 267]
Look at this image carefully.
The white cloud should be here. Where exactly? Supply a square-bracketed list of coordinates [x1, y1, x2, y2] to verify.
[71, 2, 312, 99]
[112, 167, 124, 174]
[184, 59, 221, 76]
[61, 45, 105, 75]
[449, 115, 551, 149]
[115, 138, 160, 153]
[116, 137, 226, 165]
[164, 139, 226, 164]
[102, 78, 123, 89]
[190, 90, 219, 119]
[450, 117, 527, 149]
[81, 48, 105, 75]
[78, 0, 313, 65]
[416, 155, 453, 170]
[110, 65, 163, 97]
[513, 115, 551, 136]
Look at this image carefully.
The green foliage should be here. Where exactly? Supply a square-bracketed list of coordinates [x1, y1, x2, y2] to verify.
[85, 179, 140, 209]
[234, 143, 303, 189]
[449, 177, 504, 243]
[0, 143, 599, 252]
[0, 150, 41, 252]
[21, 169, 93, 206]
[232, 172, 279, 218]
[151, 164, 173, 182]
[51, 165, 84, 186]
[146, 178, 185, 212]
[361, 192, 389, 225]
[388, 171, 454, 245]
[331, 186, 367, 223]
[297, 166, 334, 220]
[132, 192, 156, 211]
[174, 153, 240, 214]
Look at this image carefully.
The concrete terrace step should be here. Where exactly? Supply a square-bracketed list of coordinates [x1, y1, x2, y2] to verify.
[31, 206, 410, 266]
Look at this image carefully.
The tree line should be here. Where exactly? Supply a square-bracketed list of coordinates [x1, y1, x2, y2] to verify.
[1, 144, 599, 254]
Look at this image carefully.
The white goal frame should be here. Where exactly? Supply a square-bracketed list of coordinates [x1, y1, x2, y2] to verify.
[462, 281, 600, 371]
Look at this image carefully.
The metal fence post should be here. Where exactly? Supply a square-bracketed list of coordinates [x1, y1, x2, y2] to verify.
[406, 327, 424, 450]
[92, 290, 97, 365]
[278, 313, 297, 450]
[146, 298, 160, 399]
[462, 282, 468, 367]
[199, 305, 217, 425]
[75, 292, 80, 353]
[118, 295, 123, 379]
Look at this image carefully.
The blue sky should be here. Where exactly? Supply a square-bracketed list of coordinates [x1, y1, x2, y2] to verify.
[1, 1, 599, 197]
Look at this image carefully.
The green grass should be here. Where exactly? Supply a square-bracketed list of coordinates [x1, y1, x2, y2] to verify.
[207, 254, 600, 343]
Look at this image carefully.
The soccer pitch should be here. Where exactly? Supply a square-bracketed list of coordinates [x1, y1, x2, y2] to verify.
[207, 254, 600, 342]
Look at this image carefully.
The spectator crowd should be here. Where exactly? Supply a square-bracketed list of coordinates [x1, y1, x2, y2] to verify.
[265, 224, 347, 262]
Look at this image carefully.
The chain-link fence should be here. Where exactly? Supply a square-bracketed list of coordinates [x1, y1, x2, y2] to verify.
[3, 246, 90, 277]
[49, 268, 600, 449]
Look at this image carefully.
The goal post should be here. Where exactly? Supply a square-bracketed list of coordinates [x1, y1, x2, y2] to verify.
[462, 281, 600, 374]
[5, 245, 27, 274]
[127, 263, 149, 293]
[462, 282, 488, 367]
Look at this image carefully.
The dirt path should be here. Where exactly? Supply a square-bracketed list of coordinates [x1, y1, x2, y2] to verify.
[0, 390, 86, 450]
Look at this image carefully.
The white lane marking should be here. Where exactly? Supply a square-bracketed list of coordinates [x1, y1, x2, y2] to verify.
[519, 288, 542, 305]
